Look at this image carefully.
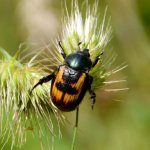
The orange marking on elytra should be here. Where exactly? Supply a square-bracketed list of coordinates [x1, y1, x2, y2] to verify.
[71, 73, 86, 90]
[63, 73, 86, 105]
[51, 66, 66, 103]
[52, 66, 87, 107]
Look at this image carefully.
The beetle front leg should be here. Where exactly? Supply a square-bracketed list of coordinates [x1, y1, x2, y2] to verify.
[92, 51, 103, 68]
[31, 74, 54, 93]
[88, 76, 96, 109]
[59, 41, 66, 59]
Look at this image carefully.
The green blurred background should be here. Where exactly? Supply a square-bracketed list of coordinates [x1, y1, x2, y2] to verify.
[0, 0, 150, 150]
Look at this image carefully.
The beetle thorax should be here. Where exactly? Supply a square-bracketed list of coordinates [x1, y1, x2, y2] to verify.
[64, 52, 92, 71]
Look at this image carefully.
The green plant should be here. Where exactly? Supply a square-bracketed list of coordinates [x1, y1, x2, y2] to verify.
[0, 0, 127, 149]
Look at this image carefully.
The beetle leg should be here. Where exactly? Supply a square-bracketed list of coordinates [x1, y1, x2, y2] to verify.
[89, 86, 96, 109]
[88, 76, 96, 109]
[31, 74, 54, 93]
[92, 51, 103, 68]
[78, 42, 82, 50]
[59, 41, 66, 59]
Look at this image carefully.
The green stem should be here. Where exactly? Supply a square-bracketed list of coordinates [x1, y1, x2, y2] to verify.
[71, 107, 79, 150]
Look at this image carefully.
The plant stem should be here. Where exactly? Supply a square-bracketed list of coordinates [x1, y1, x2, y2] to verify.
[71, 107, 79, 150]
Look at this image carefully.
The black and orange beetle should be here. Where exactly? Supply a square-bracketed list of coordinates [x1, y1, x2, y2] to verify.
[31, 42, 103, 111]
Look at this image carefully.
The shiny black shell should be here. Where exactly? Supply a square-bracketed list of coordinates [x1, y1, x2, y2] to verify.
[64, 53, 92, 71]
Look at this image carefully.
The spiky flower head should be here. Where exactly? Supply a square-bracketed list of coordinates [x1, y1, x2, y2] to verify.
[0, 0, 127, 149]
[53, 0, 127, 91]
[0, 48, 64, 149]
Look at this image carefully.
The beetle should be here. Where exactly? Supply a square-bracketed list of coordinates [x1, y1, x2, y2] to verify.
[31, 41, 103, 111]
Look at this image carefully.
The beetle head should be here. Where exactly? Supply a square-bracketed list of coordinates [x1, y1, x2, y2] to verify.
[77, 48, 90, 57]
